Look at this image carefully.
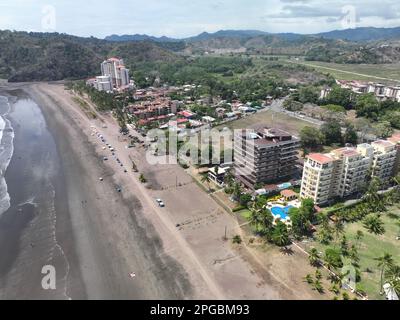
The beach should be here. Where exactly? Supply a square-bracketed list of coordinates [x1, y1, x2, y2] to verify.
[0, 84, 191, 299]
[0, 82, 325, 300]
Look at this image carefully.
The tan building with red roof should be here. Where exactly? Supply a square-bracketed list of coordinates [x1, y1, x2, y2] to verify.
[301, 136, 400, 205]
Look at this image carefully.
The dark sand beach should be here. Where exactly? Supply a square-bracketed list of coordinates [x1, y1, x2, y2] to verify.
[0, 85, 192, 299]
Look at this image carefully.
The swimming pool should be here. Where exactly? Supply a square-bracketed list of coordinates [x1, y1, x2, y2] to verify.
[271, 206, 294, 220]
[278, 182, 292, 190]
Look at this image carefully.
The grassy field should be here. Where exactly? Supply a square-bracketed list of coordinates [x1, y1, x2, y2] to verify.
[289, 60, 400, 84]
[303, 208, 400, 300]
[216, 109, 317, 135]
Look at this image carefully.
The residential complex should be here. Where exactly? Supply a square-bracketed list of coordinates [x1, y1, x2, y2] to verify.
[234, 127, 300, 189]
[87, 57, 132, 92]
[300, 136, 400, 205]
[336, 80, 400, 102]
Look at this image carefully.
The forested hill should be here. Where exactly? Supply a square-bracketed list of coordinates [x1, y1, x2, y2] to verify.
[0, 30, 180, 82]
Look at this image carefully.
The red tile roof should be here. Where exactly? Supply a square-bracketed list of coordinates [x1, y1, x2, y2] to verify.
[280, 189, 297, 198]
[308, 153, 334, 164]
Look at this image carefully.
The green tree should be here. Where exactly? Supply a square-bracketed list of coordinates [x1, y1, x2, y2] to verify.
[239, 193, 252, 207]
[201, 174, 212, 191]
[385, 264, 400, 296]
[343, 122, 358, 145]
[363, 214, 385, 235]
[272, 221, 290, 247]
[320, 119, 343, 145]
[232, 235, 242, 244]
[283, 98, 303, 111]
[232, 182, 242, 201]
[375, 253, 394, 295]
[355, 93, 380, 120]
[300, 126, 325, 151]
[374, 121, 394, 138]
[324, 86, 353, 109]
[308, 248, 321, 267]
[355, 230, 364, 250]
[324, 248, 343, 270]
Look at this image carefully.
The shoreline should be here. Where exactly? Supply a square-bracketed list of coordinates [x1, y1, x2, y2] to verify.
[26, 83, 192, 299]
[1, 81, 327, 300]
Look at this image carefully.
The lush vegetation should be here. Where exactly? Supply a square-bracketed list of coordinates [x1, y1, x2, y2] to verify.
[303, 177, 400, 299]
[0, 30, 180, 81]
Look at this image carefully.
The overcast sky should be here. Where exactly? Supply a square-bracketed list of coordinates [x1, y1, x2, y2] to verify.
[0, 0, 399, 38]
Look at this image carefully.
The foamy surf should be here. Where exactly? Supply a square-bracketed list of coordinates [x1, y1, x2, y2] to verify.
[0, 95, 14, 217]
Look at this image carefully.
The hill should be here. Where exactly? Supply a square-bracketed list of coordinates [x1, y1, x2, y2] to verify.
[0, 30, 180, 82]
[104, 28, 400, 63]
[316, 27, 400, 42]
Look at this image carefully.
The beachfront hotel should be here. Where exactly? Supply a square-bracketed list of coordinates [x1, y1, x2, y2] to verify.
[87, 57, 131, 92]
[234, 127, 300, 189]
[101, 57, 130, 89]
[300, 136, 400, 205]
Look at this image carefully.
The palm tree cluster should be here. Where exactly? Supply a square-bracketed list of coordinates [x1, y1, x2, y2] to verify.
[247, 196, 290, 247]
[375, 253, 400, 297]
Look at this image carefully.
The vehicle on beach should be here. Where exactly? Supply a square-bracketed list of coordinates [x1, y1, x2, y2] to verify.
[103, 157, 108, 161]
[156, 199, 165, 207]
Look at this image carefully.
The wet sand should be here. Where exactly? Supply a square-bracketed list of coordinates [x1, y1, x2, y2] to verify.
[0, 85, 192, 299]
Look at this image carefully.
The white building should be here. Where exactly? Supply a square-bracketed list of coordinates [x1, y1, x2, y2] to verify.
[301, 137, 400, 205]
[100, 57, 130, 89]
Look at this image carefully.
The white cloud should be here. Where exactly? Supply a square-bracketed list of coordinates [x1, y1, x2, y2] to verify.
[0, 0, 398, 37]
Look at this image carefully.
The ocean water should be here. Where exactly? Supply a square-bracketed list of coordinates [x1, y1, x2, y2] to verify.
[0, 95, 71, 299]
[0, 96, 14, 217]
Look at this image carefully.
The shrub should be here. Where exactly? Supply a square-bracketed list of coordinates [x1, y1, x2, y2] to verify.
[232, 235, 242, 244]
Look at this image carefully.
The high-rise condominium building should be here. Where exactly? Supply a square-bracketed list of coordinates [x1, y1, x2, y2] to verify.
[101, 57, 130, 88]
[300, 138, 400, 205]
[234, 127, 300, 189]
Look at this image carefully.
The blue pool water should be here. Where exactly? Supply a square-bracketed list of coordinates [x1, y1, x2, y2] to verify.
[278, 182, 292, 190]
[271, 206, 294, 220]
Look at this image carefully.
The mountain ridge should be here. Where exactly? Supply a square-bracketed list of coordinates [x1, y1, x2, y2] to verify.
[105, 26, 400, 43]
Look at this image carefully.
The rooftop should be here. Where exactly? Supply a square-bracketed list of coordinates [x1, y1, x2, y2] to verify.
[332, 147, 360, 158]
[308, 153, 334, 164]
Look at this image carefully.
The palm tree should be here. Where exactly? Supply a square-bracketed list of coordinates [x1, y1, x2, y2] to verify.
[363, 214, 385, 235]
[313, 279, 324, 293]
[232, 182, 242, 202]
[272, 221, 290, 247]
[349, 245, 360, 267]
[385, 265, 400, 296]
[327, 271, 347, 288]
[308, 248, 321, 267]
[375, 253, 394, 295]
[304, 274, 314, 285]
[355, 230, 364, 250]
[224, 170, 234, 188]
[333, 216, 345, 245]
[201, 174, 212, 192]
[248, 207, 264, 233]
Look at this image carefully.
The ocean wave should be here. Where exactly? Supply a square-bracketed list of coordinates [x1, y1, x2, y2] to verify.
[0, 95, 14, 217]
